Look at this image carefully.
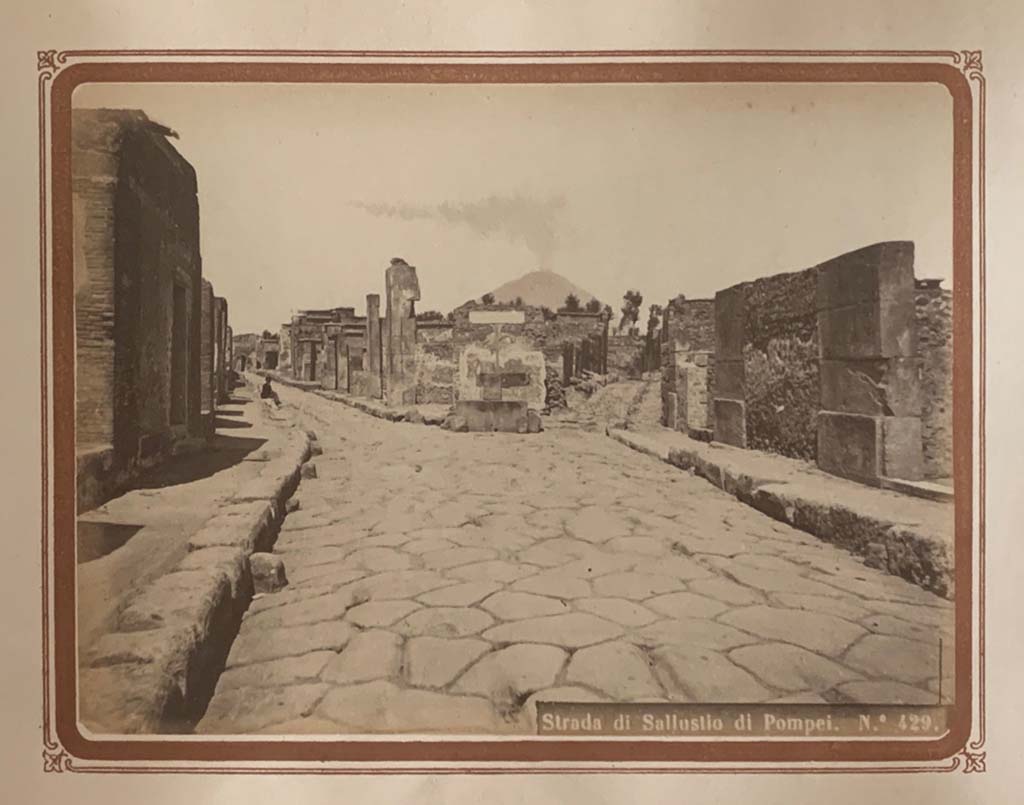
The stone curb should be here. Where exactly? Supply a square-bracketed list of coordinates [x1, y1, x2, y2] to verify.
[78, 425, 314, 735]
[607, 427, 953, 600]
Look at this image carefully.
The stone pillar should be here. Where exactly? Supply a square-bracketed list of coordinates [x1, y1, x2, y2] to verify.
[384, 258, 420, 407]
[711, 284, 747, 447]
[366, 293, 383, 398]
[199, 280, 215, 434]
[816, 241, 924, 482]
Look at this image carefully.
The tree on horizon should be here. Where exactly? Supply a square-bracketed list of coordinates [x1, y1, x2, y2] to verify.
[619, 289, 643, 333]
[562, 293, 582, 312]
[585, 298, 602, 314]
[481, 292, 496, 305]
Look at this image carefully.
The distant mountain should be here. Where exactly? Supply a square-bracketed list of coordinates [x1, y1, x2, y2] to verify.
[484, 269, 599, 310]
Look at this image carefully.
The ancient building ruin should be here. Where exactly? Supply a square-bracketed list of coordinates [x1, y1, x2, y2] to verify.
[660, 241, 954, 486]
[73, 109, 229, 510]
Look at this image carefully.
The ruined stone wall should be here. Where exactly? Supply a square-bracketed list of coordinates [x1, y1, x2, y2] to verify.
[231, 332, 258, 371]
[661, 298, 716, 433]
[73, 109, 202, 508]
[607, 334, 644, 379]
[915, 282, 953, 479]
[214, 297, 229, 403]
[414, 322, 456, 404]
[743, 267, 820, 460]
[278, 324, 292, 372]
[200, 282, 216, 426]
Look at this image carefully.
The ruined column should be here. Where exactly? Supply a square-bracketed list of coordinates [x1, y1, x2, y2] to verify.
[366, 293, 383, 398]
[199, 280, 215, 435]
[711, 284, 747, 447]
[816, 241, 924, 482]
[384, 258, 420, 407]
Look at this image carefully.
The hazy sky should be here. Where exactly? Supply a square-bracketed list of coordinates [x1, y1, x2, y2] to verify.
[75, 81, 953, 334]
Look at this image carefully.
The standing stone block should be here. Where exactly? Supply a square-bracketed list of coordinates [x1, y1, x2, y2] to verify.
[663, 391, 678, 430]
[384, 258, 420, 407]
[819, 358, 922, 417]
[818, 298, 917, 360]
[882, 416, 925, 481]
[713, 399, 746, 448]
[250, 553, 287, 594]
[365, 293, 383, 398]
[714, 284, 746, 361]
[817, 411, 881, 482]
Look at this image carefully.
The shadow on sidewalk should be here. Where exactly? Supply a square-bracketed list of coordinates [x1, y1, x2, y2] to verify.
[132, 433, 268, 490]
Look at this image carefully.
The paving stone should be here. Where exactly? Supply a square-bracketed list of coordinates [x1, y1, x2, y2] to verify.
[688, 577, 764, 606]
[402, 537, 458, 555]
[405, 637, 492, 688]
[559, 555, 640, 579]
[288, 562, 370, 587]
[217, 651, 335, 690]
[245, 588, 359, 629]
[417, 581, 502, 607]
[859, 614, 948, 643]
[452, 643, 568, 702]
[197, 684, 328, 734]
[653, 646, 771, 702]
[630, 556, 714, 581]
[861, 600, 955, 630]
[835, 680, 938, 705]
[645, 592, 730, 620]
[575, 597, 660, 627]
[808, 571, 945, 606]
[344, 599, 421, 628]
[719, 606, 867, 657]
[633, 618, 758, 651]
[392, 606, 495, 638]
[767, 692, 830, 704]
[253, 716, 346, 734]
[480, 591, 570, 620]
[605, 536, 667, 555]
[343, 547, 413, 571]
[510, 574, 592, 599]
[842, 634, 941, 684]
[565, 641, 663, 700]
[343, 569, 455, 600]
[322, 630, 402, 685]
[448, 560, 539, 583]
[227, 621, 355, 668]
[482, 613, 623, 648]
[724, 566, 845, 597]
[274, 544, 349, 566]
[316, 680, 505, 733]
[729, 642, 862, 692]
[770, 593, 872, 623]
[732, 553, 808, 574]
[420, 546, 498, 570]
[565, 507, 634, 543]
[592, 572, 687, 600]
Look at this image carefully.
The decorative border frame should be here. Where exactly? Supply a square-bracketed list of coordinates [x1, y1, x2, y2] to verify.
[37, 49, 986, 775]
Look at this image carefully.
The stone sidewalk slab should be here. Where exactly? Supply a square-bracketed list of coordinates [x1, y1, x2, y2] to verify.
[608, 425, 954, 598]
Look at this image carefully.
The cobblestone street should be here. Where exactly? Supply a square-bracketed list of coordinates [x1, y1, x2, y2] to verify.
[197, 383, 955, 735]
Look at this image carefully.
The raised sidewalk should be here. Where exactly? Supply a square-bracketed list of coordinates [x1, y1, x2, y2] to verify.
[608, 425, 955, 600]
[77, 381, 314, 734]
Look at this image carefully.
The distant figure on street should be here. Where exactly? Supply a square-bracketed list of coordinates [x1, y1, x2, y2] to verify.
[260, 377, 281, 407]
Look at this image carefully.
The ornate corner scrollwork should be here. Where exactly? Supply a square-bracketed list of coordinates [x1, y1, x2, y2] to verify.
[959, 748, 987, 774]
[37, 50, 58, 71]
[955, 49, 983, 75]
[42, 748, 73, 773]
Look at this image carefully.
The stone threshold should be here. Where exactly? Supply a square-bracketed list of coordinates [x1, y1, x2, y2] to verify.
[607, 426, 954, 600]
[78, 425, 315, 735]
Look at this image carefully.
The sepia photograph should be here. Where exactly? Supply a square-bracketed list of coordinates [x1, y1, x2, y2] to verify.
[64, 66, 961, 746]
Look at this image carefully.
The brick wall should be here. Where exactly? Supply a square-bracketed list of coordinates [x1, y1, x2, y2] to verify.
[74, 109, 203, 509]
[661, 298, 715, 433]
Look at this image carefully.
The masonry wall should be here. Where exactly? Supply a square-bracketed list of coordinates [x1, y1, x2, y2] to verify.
[200, 281, 215, 428]
[73, 109, 203, 509]
[661, 297, 715, 433]
[414, 322, 457, 404]
[607, 334, 644, 379]
[915, 282, 953, 479]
